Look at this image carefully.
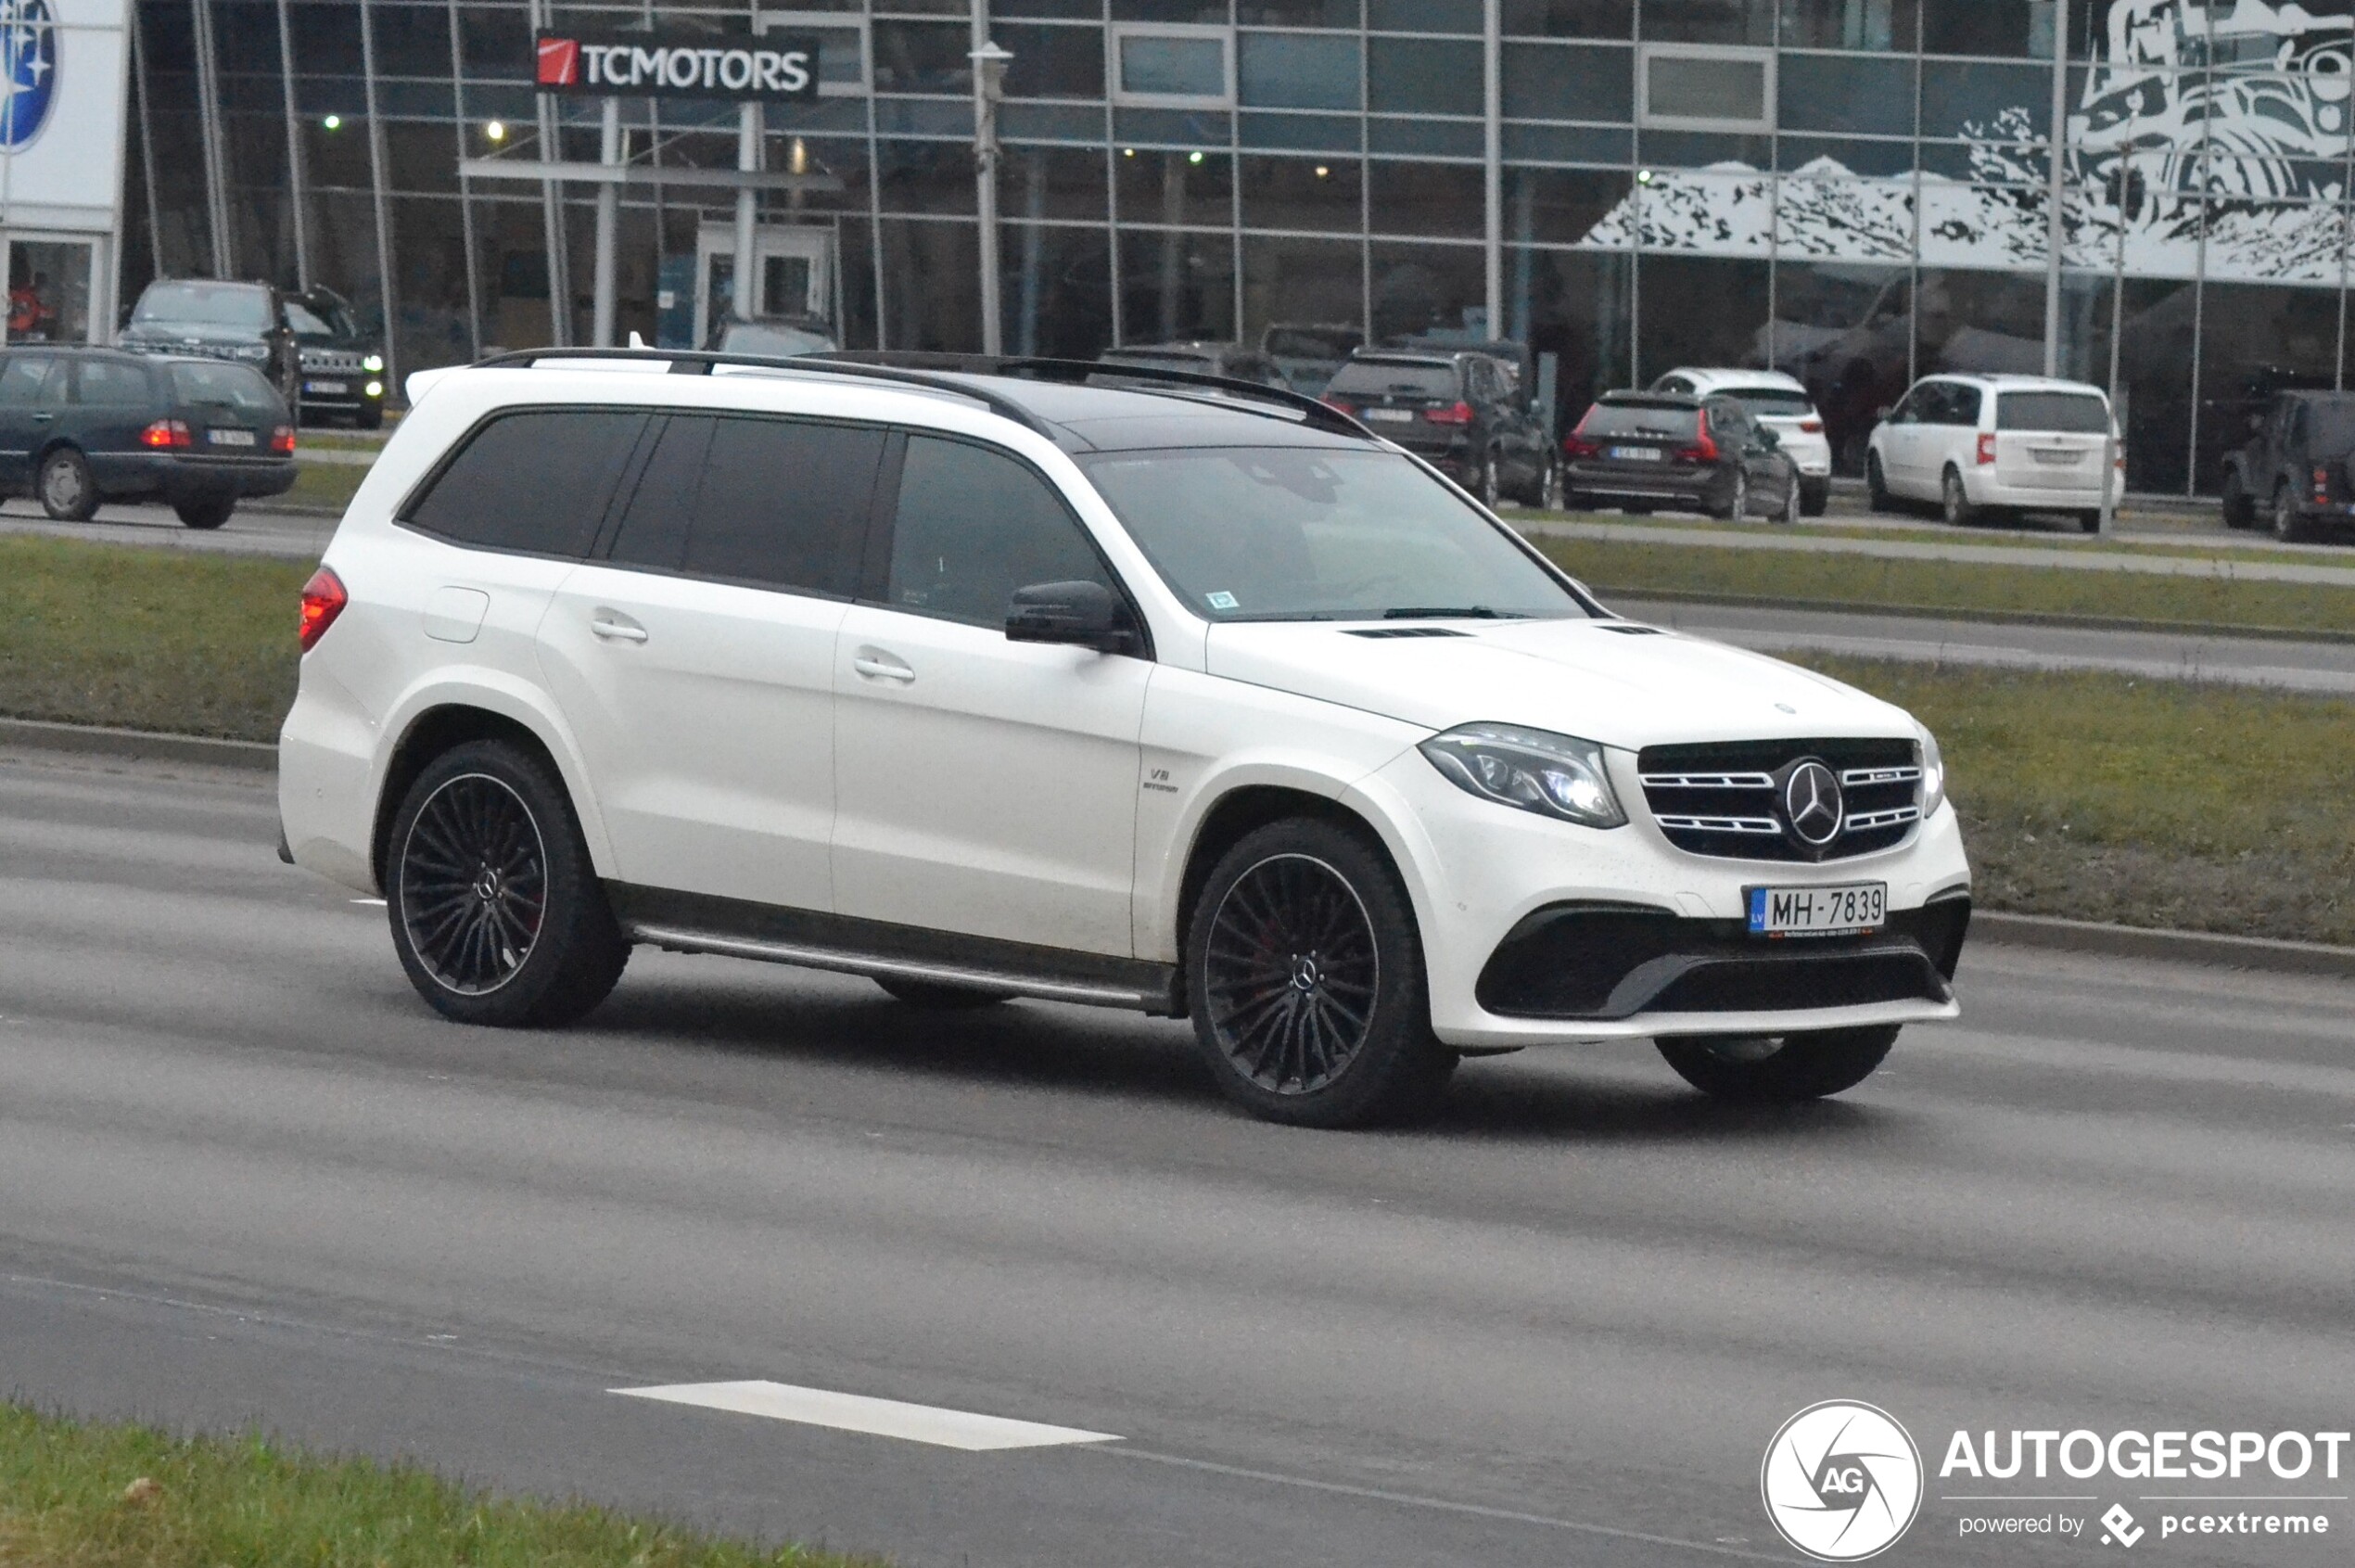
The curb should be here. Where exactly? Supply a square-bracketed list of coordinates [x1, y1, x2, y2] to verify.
[1972, 911, 2355, 980]
[0, 717, 276, 773]
[1583, 585, 2355, 647]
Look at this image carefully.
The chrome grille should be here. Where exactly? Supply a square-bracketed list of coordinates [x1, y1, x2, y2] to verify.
[1638, 737, 1922, 861]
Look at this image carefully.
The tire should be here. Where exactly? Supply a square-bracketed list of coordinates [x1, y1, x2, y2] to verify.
[874, 975, 1015, 1009]
[1656, 1025, 1900, 1103]
[385, 738, 629, 1027]
[1185, 819, 1456, 1128]
[2076, 509, 2103, 535]
[1800, 478, 1829, 518]
[1777, 476, 1803, 525]
[174, 496, 236, 530]
[1712, 470, 1749, 522]
[1478, 450, 1501, 510]
[2220, 469, 2255, 529]
[355, 402, 384, 432]
[1529, 456, 1562, 511]
[1941, 466, 1978, 527]
[2272, 484, 2310, 543]
[1561, 488, 1591, 514]
[1865, 452, 1893, 514]
[36, 447, 96, 522]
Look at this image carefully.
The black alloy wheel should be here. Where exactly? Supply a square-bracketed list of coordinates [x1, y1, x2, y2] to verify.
[1657, 1025, 1900, 1103]
[387, 739, 629, 1026]
[1187, 820, 1455, 1127]
[37, 447, 96, 521]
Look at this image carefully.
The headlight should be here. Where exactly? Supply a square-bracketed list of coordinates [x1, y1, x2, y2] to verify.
[1419, 723, 1626, 829]
[362, 352, 384, 373]
[1916, 723, 1946, 820]
[233, 342, 270, 361]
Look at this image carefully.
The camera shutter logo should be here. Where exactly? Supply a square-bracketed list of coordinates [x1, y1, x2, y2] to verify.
[1761, 1401, 1924, 1562]
[0, 0, 57, 150]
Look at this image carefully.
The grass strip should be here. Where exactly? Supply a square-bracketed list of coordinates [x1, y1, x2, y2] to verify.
[0, 1403, 879, 1568]
[1525, 508, 2332, 567]
[1536, 534, 2355, 637]
[0, 536, 303, 742]
[1794, 657, 2355, 949]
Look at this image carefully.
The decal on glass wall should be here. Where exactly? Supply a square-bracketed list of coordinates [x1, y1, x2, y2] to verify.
[0, 0, 57, 150]
[1578, 1, 2355, 287]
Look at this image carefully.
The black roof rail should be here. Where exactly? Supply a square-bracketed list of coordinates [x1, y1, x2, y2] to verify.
[816, 350, 1372, 439]
[466, 346, 1063, 441]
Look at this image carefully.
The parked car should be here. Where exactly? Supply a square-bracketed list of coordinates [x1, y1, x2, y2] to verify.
[1260, 322, 1365, 399]
[1649, 368, 1834, 516]
[1098, 341, 1291, 387]
[1865, 375, 2120, 531]
[278, 348, 1968, 1128]
[120, 278, 301, 413]
[1320, 347, 1555, 508]
[1561, 391, 1804, 523]
[286, 287, 387, 429]
[705, 314, 838, 358]
[0, 346, 296, 528]
[2220, 389, 2355, 542]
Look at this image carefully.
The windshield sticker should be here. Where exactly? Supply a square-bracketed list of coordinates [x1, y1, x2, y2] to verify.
[1206, 592, 1239, 611]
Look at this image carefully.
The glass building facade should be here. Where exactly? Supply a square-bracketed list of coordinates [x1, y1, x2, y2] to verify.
[127, 0, 2355, 492]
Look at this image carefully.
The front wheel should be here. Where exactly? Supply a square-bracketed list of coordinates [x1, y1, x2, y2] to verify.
[1865, 453, 1894, 513]
[175, 495, 236, 530]
[37, 447, 96, 521]
[1656, 1025, 1900, 1103]
[1186, 820, 1455, 1128]
[386, 739, 629, 1027]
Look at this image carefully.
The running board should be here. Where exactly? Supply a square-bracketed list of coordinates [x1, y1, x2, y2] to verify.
[608, 883, 1181, 1016]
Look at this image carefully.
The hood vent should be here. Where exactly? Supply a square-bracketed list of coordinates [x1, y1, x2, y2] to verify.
[1344, 627, 1472, 639]
[1598, 623, 1663, 635]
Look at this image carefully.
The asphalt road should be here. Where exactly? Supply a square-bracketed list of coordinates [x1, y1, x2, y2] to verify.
[4, 749, 2352, 1567]
[0, 496, 336, 559]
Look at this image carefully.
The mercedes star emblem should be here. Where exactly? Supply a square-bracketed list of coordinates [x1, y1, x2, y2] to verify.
[1780, 759, 1845, 849]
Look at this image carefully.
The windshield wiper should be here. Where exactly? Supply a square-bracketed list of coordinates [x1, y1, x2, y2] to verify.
[1381, 606, 1529, 620]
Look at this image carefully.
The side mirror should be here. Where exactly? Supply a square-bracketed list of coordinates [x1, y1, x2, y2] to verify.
[1755, 427, 1781, 450]
[1875, 405, 1893, 421]
[1007, 580, 1139, 655]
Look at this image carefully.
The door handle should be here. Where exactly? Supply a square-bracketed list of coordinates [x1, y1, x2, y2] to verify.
[31, 413, 52, 423]
[590, 611, 648, 644]
[852, 647, 914, 682]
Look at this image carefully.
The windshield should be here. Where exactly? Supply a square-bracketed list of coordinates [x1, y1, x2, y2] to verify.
[285, 299, 356, 340]
[1996, 391, 2109, 433]
[2298, 401, 2355, 454]
[134, 282, 273, 332]
[1720, 389, 1814, 418]
[170, 362, 281, 413]
[1078, 446, 1595, 623]
[1328, 360, 1456, 399]
[717, 321, 834, 356]
[1579, 402, 1701, 440]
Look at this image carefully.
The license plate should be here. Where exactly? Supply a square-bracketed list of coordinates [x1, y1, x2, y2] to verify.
[2031, 448, 2082, 465]
[206, 427, 256, 447]
[304, 379, 347, 395]
[1363, 408, 1415, 423]
[1747, 882, 1887, 937]
[1609, 446, 1663, 461]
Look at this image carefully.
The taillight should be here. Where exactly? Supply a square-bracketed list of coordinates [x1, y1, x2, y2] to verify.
[2313, 466, 2331, 493]
[1321, 395, 1356, 415]
[1425, 401, 1475, 427]
[299, 566, 347, 653]
[271, 425, 297, 455]
[1799, 417, 1825, 434]
[1674, 408, 1719, 465]
[141, 418, 192, 449]
[1977, 432, 1997, 465]
[1562, 434, 1603, 460]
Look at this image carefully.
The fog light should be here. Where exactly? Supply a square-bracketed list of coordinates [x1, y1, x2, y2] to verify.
[364, 379, 384, 398]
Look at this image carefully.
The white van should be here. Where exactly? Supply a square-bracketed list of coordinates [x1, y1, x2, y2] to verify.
[1865, 375, 2120, 530]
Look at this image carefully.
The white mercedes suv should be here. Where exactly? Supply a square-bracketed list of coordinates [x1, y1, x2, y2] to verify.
[279, 351, 1972, 1127]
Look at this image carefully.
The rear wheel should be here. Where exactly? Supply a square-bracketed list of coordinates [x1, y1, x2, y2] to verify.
[874, 975, 1015, 1009]
[1657, 1025, 1899, 1103]
[1865, 452, 1894, 513]
[2220, 469, 2255, 529]
[1478, 450, 1501, 509]
[1777, 475, 1802, 525]
[1800, 478, 1830, 517]
[1941, 466, 1978, 527]
[386, 739, 629, 1027]
[1186, 819, 1455, 1128]
[1528, 455, 1562, 511]
[36, 447, 96, 521]
[1712, 470, 1749, 522]
[2076, 508, 2103, 535]
[174, 495, 236, 530]
[2273, 483, 2310, 543]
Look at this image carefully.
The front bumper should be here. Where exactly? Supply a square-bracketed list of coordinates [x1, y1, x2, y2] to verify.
[1343, 744, 1973, 1050]
[89, 452, 297, 502]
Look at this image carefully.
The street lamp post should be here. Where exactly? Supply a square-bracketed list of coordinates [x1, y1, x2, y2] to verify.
[971, 38, 1013, 358]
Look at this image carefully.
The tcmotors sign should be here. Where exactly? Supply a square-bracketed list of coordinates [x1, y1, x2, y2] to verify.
[533, 31, 820, 101]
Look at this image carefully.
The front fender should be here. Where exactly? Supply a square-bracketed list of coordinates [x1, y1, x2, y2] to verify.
[371, 669, 615, 877]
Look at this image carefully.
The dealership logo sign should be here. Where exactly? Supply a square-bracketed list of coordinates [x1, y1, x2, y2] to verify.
[1762, 1401, 1924, 1562]
[0, 0, 57, 149]
[533, 30, 819, 102]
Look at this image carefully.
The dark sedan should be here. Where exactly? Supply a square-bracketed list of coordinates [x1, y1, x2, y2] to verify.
[1561, 391, 1801, 522]
[0, 348, 297, 529]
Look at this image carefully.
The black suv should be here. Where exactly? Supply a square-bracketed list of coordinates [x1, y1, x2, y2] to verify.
[286, 287, 387, 428]
[1562, 391, 1803, 522]
[2221, 389, 2355, 542]
[121, 279, 300, 412]
[1320, 347, 1555, 508]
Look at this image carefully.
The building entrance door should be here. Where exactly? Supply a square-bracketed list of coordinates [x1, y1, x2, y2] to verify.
[7, 237, 96, 344]
[694, 223, 835, 345]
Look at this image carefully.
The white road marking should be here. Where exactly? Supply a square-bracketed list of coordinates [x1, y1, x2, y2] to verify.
[611, 1380, 1121, 1452]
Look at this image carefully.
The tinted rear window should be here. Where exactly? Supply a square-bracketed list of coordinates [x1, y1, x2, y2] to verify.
[1719, 388, 1814, 417]
[169, 362, 275, 413]
[405, 408, 649, 557]
[1996, 392, 2106, 433]
[79, 361, 157, 405]
[2298, 401, 2355, 453]
[1579, 402, 1701, 440]
[1328, 360, 1457, 398]
[684, 416, 881, 593]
